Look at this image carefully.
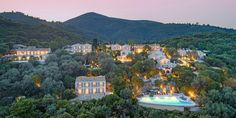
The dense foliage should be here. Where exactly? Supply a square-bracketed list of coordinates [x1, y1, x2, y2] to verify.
[160, 32, 236, 75]
[0, 12, 90, 55]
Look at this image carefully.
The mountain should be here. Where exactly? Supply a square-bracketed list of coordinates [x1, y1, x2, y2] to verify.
[0, 12, 91, 54]
[0, 12, 47, 26]
[64, 12, 236, 43]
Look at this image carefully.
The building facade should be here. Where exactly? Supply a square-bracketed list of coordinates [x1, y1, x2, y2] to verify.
[10, 46, 51, 62]
[75, 76, 106, 100]
[70, 43, 92, 54]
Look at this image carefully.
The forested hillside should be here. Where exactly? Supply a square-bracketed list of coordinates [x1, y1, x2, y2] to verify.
[160, 32, 236, 74]
[64, 12, 236, 42]
[0, 13, 90, 55]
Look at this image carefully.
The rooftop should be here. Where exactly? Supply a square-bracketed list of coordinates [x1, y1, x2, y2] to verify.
[76, 76, 105, 81]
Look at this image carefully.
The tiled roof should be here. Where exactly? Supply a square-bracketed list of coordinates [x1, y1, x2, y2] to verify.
[76, 76, 105, 81]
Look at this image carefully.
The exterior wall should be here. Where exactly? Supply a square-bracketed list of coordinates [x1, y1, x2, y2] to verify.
[75, 81, 106, 95]
[16, 50, 49, 56]
[12, 48, 51, 61]
[75, 76, 106, 100]
[71, 43, 92, 54]
[110, 44, 122, 51]
[148, 50, 166, 61]
[149, 44, 161, 51]
[139, 102, 185, 111]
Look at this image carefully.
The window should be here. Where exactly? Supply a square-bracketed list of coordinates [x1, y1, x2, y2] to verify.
[85, 89, 89, 94]
[100, 82, 103, 86]
[100, 88, 103, 93]
[93, 88, 96, 94]
[78, 89, 82, 95]
[86, 82, 89, 87]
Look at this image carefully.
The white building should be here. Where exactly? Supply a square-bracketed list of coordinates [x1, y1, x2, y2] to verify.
[106, 44, 131, 51]
[149, 44, 161, 51]
[178, 49, 189, 57]
[72, 43, 92, 54]
[178, 49, 206, 60]
[148, 50, 166, 61]
[197, 50, 206, 60]
[10, 46, 51, 62]
[148, 50, 176, 74]
[108, 44, 122, 51]
[157, 58, 176, 69]
[75, 76, 106, 100]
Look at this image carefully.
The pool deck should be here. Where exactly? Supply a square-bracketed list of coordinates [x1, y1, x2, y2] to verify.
[138, 94, 199, 111]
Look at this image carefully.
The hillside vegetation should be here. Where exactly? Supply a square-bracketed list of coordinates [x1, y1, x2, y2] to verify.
[160, 32, 236, 74]
[64, 12, 236, 42]
[0, 12, 90, 55]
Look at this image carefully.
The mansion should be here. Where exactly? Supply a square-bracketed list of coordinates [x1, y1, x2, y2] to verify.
[75, 76, 106, 100]
[9, 45, 51, 62]
[64, 43, 92, 54]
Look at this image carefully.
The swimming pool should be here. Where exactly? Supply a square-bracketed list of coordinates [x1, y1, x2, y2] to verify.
[138, 95, 196, 107]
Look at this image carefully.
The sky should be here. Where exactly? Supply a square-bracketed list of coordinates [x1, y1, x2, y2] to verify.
[0, 0, 236, 29]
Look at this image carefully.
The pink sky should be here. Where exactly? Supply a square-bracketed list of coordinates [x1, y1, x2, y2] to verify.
[0, 0, 236, 28]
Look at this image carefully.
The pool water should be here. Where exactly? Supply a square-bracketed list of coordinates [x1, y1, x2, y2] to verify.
[138, 95, 196, 106]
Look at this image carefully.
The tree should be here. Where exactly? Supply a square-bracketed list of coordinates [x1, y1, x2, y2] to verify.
[143, 45, 151, 53]
[119, 88, 132, 99]
[200, 87, 236, 118]
[58, 112, 74, 118]
[62, 89, 76, 100]
[44, 62, 62, 81]
[41, 78, 65, 97]
[99, 58, 118, 74]
[1, 68, 21, 82]
[21, 75, 39, 96]
[111, 76, 126, 95]
[92, 38, 98, 52]
[8, 98, 42, 118]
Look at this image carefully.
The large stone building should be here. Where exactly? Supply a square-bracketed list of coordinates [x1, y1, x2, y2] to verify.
[75, 76, 106, 100]
[106, 44, 131, 51]
[107, 44, 160, 52]
[148, 50, 176, 74]
[10, 45, 51, 62]
[178, 49, 206, 60]
[148, 50, 166, 61]
[65, 43, 92, 54]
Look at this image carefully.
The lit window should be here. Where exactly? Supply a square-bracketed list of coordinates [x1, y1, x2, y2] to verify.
[100, 82, 103, 86]
[78, 89, 82, 95]
[93, 88, 96, 94]
[85, 89, 89, 94]
[100, 88, 103, 93]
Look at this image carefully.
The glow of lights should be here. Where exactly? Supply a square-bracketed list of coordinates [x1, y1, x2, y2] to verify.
[188, 91, 196, 98]
[117, 56, 132, 63]
[136, 48, 143, 54]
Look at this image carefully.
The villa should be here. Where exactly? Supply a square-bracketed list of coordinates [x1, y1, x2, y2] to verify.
[75, 76, 106, 100]
[107, 44, 160, 52]
[148, 50, 176, 74]
[178, 49, 206, 60]
[148, 50, 166, 61]
[116, 49, 133, 63]
[106, 44, 130, 51]
[65, 43, 92, 54]
[9, 45, 51, 62]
